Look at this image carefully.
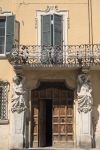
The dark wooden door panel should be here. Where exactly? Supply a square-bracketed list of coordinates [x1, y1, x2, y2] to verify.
[31, 105, 39, 147]
[52, 89, 73, 145]
[39, 100, 46, 147]
[31, 82, 74, 147]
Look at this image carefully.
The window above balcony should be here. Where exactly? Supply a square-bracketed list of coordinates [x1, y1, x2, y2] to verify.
[41, 14, 64, 64]
[36, 6, 69, 64]
[36, 6, 68, 46]
[41, 14, 63, 46]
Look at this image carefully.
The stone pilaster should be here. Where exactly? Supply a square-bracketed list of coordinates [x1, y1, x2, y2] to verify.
[77, 70, 93, 148]
[10, 74, 27, 149]
[79, 111, 92, 147]
[10, 111, 25, 149]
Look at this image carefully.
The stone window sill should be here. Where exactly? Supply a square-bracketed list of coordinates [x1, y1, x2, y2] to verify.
[0, 119, 9, 125]
[0, 55, 7, 59]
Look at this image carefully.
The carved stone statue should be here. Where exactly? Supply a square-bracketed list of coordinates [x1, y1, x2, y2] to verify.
[20, 46, 29, 64]
[77, 74, 93, 113]
[11, 75, 27, 113]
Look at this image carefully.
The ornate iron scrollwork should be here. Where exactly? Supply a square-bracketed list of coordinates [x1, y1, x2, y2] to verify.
[7, 44, 100, 67]
[0, 80, 9, 120]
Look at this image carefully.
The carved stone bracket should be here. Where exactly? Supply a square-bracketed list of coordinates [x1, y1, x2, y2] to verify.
[0, 79, 9, 86]
[77, 72, 93, 113]
[11, 75, 27, 113]
[0, 80, 10, 93]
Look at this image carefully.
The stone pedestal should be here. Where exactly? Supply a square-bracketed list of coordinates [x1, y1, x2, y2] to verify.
[79, 111, 92, 148]
[95, 132, 100, 148]
[10, 111, 24, 149]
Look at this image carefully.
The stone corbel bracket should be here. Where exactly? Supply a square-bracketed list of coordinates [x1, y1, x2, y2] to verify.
[0, 80, 10, 91]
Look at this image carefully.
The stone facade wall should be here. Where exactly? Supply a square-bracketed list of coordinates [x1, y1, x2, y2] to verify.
[0, 125, 9, 150]
[0, 0, 100, 149]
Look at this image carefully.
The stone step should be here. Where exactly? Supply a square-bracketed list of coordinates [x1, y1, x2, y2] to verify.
[13, 148, 100, 150]
[28, 148, 100, 150]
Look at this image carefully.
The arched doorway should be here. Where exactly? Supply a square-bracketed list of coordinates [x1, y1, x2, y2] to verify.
[31, 81, 74, 148]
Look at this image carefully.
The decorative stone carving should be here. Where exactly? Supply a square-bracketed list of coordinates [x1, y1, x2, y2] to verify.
[77, 74, 93, 113]
[7, 45, 29, 64]
[0, 80, 9, 86]
[11, 75, 27, 113]
[6, 45, 19, 64]
[20, 45, 29, 64]
[45, 5, 58, 13]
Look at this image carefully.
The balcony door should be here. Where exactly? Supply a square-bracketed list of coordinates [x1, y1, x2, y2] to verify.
[41, 14, 63, 64]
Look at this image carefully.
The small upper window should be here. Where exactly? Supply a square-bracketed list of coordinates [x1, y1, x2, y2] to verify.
[0, 14, 15, 55]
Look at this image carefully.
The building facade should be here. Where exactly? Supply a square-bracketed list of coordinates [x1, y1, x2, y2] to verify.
[0, 0, 100, 149]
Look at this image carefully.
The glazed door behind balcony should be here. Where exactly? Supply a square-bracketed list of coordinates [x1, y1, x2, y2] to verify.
[41, 14, 63, 64]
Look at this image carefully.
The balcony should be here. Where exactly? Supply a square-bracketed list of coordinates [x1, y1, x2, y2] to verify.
[7, 44, 100, 70]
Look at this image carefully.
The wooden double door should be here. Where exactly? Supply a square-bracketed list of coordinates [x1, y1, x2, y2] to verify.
[31, 82, 74, 147]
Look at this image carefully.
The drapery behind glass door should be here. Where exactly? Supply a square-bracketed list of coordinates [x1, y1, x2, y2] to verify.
[41, 14, 63, 64]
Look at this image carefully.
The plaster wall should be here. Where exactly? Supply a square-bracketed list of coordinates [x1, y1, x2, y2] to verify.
[0, 0, 90, 45]
[0, 125, 9, 150]
[0, 60, 15, 150]
[0, 0, 100, 149]
[91, 71, 100, 135]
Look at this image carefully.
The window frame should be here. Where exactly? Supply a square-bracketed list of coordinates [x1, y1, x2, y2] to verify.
[37, 9, 69, 46]
[0, 12, 15, 57]
[36, 8, 69, 61]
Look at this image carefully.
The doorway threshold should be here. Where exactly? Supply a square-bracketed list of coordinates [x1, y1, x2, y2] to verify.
[28, 148, 95, 150]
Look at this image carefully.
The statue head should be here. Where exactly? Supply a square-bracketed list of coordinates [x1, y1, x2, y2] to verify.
[13, 75, 23, 85]
[80, 74, 86, 83]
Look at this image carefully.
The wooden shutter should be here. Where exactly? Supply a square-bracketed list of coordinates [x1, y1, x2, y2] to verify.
[41, 15, 51, 46]
[54, 14, 63, 46]
[41, 14, 63, 64]
[41, 15, 51, 63]
[0, 18, 5, 54]
[6, 15, 15, 53]
[53, 14, 63, 64]
[41, 14, 63, 46]
[15, 20, 20, 46]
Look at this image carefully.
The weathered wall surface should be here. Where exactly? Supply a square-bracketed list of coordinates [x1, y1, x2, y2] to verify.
[91, 71, 100, 136]
[0, 60, 14, 150]
[0, 0, 100, 149]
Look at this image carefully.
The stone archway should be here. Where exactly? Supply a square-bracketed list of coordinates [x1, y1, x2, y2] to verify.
[31, 81, 74, 148]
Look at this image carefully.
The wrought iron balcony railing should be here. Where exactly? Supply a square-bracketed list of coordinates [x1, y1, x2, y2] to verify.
[7, 44, 100, 68]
